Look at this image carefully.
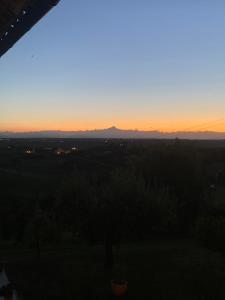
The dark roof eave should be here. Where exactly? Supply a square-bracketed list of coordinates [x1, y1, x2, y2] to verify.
[0, 0, 60, 58]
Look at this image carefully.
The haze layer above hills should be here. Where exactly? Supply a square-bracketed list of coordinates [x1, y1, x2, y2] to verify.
[1, 127, 225, 139]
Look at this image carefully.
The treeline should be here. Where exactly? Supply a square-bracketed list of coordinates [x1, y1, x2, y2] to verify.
[1, 141, 225, 261]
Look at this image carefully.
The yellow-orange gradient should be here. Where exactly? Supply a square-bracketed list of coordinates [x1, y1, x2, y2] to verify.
[2, 116, 225, 132]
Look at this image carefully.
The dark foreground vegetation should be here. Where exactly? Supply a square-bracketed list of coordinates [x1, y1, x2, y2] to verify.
[1, 138, 225, 299]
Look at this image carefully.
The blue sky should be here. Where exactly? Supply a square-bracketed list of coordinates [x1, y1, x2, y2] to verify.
[1, 0, 225, 131]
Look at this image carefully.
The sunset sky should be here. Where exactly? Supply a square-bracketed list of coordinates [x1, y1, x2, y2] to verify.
[1, 0, 225, 132]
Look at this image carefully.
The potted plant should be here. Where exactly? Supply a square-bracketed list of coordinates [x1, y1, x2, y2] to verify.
[111, 264, 128, 297]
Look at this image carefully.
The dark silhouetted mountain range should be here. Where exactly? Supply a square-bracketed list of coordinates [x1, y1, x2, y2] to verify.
[1, 126, 225, 139]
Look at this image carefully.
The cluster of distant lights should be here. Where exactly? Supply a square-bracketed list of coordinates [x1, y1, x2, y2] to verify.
[0, 9, 27, 42]
[56, 147, 78, 155]
[25, 149, 32, 154]
[24, 147, 78, 155]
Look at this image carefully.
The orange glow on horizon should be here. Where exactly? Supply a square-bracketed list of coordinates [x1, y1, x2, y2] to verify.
[2, 118, 225, 133]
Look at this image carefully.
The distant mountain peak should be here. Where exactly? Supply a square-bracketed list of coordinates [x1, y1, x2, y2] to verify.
[1, 127, 225, 139]
[106, 126, 120, 131]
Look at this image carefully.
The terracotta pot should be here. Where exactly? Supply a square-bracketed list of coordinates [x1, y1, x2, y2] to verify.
[4, 293, 13, 300]
[111, 279, 128, 296]
[4, 288, 13, 300]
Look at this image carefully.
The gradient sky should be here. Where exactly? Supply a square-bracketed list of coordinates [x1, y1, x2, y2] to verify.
[1, 0, 225, 132]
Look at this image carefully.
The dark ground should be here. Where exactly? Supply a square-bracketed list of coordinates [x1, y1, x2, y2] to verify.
[3, 238, 225, 300]
[1, 139, 225, 299]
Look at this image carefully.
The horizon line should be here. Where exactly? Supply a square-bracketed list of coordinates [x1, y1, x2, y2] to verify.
[2, 126, 225, 134]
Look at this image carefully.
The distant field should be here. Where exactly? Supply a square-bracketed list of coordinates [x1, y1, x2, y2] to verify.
[3, 239, 225, 300]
